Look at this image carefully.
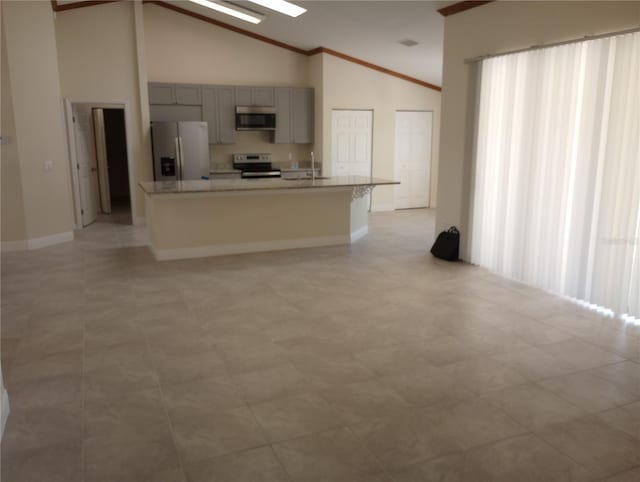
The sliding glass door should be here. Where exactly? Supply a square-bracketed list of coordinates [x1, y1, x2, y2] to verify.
[470, 31, 639, 319]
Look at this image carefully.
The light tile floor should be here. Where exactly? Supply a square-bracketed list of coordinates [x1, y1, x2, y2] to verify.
[1, 209, 639, 481]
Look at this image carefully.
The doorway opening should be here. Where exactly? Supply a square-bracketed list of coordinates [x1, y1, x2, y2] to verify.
[94, 108, 131, 224]
[66, 101, 134, 227]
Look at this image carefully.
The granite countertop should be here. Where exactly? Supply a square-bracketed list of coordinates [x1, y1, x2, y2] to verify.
[209, 169, 241, 174]
[280, 167, 321, 172]
[209, 168, 320, 174]
[139, 176, 398, 195]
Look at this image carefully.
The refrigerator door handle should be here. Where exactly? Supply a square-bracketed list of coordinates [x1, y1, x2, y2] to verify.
[178, 136, 185, 180]
[174, 136, 181, 180]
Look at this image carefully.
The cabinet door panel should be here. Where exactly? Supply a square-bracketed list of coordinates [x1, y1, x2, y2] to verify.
[175, 84, 202, 105]
[148, 83, 175, 104]
[235, 87, 252, 106]
[217, 86, 236, 144]
[202, 87, 219, 143]
[149, 105, 202, 122]
[274, 87, 292, 144]
[252, 87, 275, 107]
[292, 88, 313, 144]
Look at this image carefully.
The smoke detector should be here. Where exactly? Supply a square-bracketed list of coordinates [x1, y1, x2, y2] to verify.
[399, 39, 419, 47]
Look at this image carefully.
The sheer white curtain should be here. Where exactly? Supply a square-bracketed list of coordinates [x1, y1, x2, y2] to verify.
[471, 31, 640, 318]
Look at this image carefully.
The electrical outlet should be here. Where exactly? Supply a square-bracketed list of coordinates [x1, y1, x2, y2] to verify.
[44, 161, 54, 171]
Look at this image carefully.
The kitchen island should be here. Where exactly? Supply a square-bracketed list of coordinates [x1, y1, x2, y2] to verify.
[139, 176, 398, 260]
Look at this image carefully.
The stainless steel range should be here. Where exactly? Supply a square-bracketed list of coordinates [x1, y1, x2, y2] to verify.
[233, 153, 281, 179]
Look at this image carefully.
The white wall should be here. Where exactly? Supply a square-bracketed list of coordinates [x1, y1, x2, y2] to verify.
[0, 4, 11, 436]
[319, 53, 441, 211]
[2, 0, 74, 242]
[1, 22, 27, 245]
[55, 1, 150, 223]
[144, 3, 308, 86]
[436, 0, 640, 259]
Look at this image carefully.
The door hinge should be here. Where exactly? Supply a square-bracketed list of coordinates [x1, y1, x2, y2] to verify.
[81, 208, 84, 215]
[77, 163, 80, 170]
[72, 116, 76, 123]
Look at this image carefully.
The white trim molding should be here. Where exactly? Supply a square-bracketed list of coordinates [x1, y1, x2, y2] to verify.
[350, 225, 369, 243]
[1, 240, 28, 252]
[371, 203, 396, 212]
[152, 235, 351, 261]
[1, 379, 9, 439]
[27, 231, 74, 250]
[2, 231, 74, 252]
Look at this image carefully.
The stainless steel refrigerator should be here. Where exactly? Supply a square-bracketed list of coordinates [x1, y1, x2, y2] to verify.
[151, 121, 209, 181]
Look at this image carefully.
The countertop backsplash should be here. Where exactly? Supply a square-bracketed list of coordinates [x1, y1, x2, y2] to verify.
[210, 160, 322, 172]
[208, 130, 314, 171]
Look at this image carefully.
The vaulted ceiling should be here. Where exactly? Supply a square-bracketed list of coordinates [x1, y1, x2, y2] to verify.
[54, 1, 480, 87]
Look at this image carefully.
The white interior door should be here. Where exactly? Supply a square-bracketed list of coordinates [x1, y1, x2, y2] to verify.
[72, 105, 99, 226]
[394, 111, 432, 209]
[331, 110, 373, 178]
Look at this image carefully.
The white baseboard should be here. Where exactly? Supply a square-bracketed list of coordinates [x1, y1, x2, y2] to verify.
[350, 225, 369, 243]
[133, 216, 146, 227]
[371, 203, 396, 212]
[152, 234, 351, 261]
[1, 385, 9, 439]
[2, 231, 73, 252]
[1, 240, 28, 252]
[26, 231, 74, 250]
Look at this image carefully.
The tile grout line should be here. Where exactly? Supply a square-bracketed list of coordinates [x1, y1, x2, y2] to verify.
[81, 298, 87, 482]
[144, 330, 189, 481]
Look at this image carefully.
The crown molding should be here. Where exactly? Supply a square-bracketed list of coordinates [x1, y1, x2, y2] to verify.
[51, 0, 118, 12]
[437, 1, 494, 17]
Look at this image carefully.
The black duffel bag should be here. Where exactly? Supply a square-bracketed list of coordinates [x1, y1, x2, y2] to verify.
[430, 226, 460, 261]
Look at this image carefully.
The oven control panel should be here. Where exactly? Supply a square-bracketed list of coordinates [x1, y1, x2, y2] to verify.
[233, 153, 272, 164]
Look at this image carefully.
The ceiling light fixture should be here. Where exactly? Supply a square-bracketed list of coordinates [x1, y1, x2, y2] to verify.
[189, 0, 264, 24]
[247, 0, 307, 18]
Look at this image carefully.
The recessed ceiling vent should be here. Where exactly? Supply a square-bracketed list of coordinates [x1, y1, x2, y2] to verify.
[399, 39, 419, 47]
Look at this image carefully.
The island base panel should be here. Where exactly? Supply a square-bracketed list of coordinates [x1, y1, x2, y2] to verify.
[145, 188, 368, 260]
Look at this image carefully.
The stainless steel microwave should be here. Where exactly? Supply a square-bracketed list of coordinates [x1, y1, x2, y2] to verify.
[235, 106, 276, 131]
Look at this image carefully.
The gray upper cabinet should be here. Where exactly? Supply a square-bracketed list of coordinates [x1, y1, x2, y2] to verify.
[202, 85, 235, 144]
[274, 87, 313, 144]
[292, 88, 313, 144]
[149, 83, 201, 105]
[148, 83, 175, 105]
[150, 82, 310, 144]
[174, 84, 201, 105]
[216, 87, 235, 143]
[202, 87, 218, 143]
[235, 86, 274, 107]
[274, 88, 292, 144]
[149, 105, 202, 122]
